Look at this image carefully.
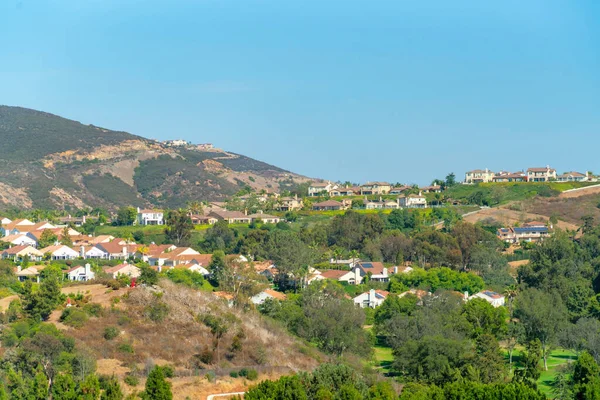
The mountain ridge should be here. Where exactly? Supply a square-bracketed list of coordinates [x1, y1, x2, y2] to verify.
[0, 105, 311, 210]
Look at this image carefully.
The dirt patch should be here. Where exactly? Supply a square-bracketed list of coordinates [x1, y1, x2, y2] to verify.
[50, 187, 87, 209]
[525, 193, 600, 226]
[559, 185, 600, 199]
[462, 207, 578, 231]
[0, 182, 33, 208]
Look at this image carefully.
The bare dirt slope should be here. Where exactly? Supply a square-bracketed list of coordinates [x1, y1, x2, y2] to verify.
[461, 207, 579, 230]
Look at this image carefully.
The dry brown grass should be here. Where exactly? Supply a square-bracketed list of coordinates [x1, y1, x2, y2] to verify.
[525, 193, 600, 226]
[62, 280, 321, 398]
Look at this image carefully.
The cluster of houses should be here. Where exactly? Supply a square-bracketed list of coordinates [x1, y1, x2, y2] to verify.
[465, 166, 593, 184]
[496, 221, 551, 244]
[308, 181, 441, 197]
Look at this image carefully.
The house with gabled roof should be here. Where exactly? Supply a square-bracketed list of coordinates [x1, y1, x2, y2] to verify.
[1, 233, 38, 248]
[353, 289, 389, 308]
[363, 197, 399, 210]
[39, 245, 80, 260]
[527, 166, 557, 182]
[389, 186, 411, 195]
[360, 182, 391, 195]
[275, 195, 304, 211]
[74, 245, 109, 259]
[330, 186, 361, 196]
[251, 288, 287, 305]
[308, 181, 337, 197]
[15, 265, 45, 283]
[104, 262, 141, 279]
[2, 245, 43, 262]
[136, 208, 164, 226]
[319, 269, 360, 285]
[66, 263, 95, 281]
[398, 193, 427, 208]
[312, 200, 351, 211]
[355, 261, 392, 283]
[0, 217, 12, 225]
[464, 169, 495, 184]
[557, 171, 588, 182]
[248, 212, 281, 224]
[209, 210, 252, 224]
[469, 290, 505, 307]
[95, 240, 138, 260]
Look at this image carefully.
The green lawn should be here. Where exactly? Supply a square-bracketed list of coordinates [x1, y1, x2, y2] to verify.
[373, 345, 394, 375]
[507, 348, 576, 398]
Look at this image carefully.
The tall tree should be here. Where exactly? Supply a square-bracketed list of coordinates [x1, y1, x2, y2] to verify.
[142, 367, 172, 400]
[164, 209, 193, 246]
[515, 289, 568, 370]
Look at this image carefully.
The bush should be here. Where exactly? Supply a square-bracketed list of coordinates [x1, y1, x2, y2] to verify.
[60, 308, 89, 328]
[239, 368, 258, 380]
[103, 326, 120, 340]
[124, 374, 139, 386]
[205, 371, 216, 383]
[83, 303, 104, 317]
[161, 365, 174, 378]
[145, 301, 169, 322]
[229, 371, 239, 378]
[117, 314, 131, 326]
[118, 343, 135, 354]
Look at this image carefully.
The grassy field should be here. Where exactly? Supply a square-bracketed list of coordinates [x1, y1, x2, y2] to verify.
[507, 348, 576, 398]
[373, 344, 394, 375]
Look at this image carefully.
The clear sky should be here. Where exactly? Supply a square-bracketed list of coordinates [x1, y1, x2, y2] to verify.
[1, 0, 599, 184]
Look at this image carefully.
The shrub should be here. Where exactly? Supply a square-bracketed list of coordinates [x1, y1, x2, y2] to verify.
[118, 315, 131, 326]
[83, 303, 104, 317]
[124, 374, 139, 386]
[145, 301, 169, 322]
[103, 326, 120, 340]
[118, 343, 135, 354]
[205, 371, 216, 383]
[229, 371, 239, 378]
[195, 347, 214, 365]
[245, 368, 258, 381]
[161, 365, 174, 378]
[60, 308, 89, 328]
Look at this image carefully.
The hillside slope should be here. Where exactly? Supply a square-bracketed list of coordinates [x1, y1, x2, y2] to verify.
[0, 105, 310, 210]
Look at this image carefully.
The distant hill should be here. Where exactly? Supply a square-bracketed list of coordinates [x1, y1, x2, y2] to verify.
[0, 105, 310, 210]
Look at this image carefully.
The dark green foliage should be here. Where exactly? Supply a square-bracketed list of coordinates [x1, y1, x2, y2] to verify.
[60, 308, 89, 328]
[20, 278, 63, 321]
[115, 207, 136, 226]
[99, 375, 124, 400]
[389, 267, 485, 294]
[164, 209, 193, 246]
[83, 174, 141, 206]
[163, 268, 205, 288]
[139, 266, 159, 285]
[145, 301, 169, 322]
[52, 374, 78, 400]
[142, 366, 172, 400]
[103, 326, 120, 340]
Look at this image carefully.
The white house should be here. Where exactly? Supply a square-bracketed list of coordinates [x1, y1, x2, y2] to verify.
[1, 245, 43, 262]
[353, 289, 389, 308]
[136, 208, 164, 226]
[251, 289, 287, 305]
[66, 264, 95, 281]
[308, 181, 337, 197]
[469, 290, 505, 308]
[319, 269, 361, 285]
[0, 217, 12, 225]
[15, 265, 44, 283]
[104, 262, 141, 279]
[1, 233, 38, 247]
[39, 245, 80, 260]
[76, 245, 109, 259]
[398, 194, 427, 208]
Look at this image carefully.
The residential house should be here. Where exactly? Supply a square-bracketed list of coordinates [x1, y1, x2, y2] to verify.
[420, 185, 442, 193]
[248, 212, 281, 223]
[136, 208, 164, 225]
[95, 240, 138, 260]
[355, 262, 392, 283]
[353, 289, 389, 308]
[75, 245, 109, 259]
[2, 220, 56, 237]
[390, 186, 411, 195]
[0, 217, 12, 225]
[496, 224, 550, 244]
[1, 233, 38, 247]
[464, 169, 495, 184]
[469, 290, 505, 308]
[254, 261, 278, 280]
[398, 194, 427, 208]
[363, 197, 399, 210]
[557, 171, 588, 182]
[251, 289, 287, 305]
[66, 264, 95, 281]
[1, 245, 43, 262]
[39, 245, 80, 260]
[276, 195, 303, 211]
[104, 262, 141, 279]
[398, 289, 431, 303]
[312, 200, 351, 211]
[319, 269, 360, 285]
[492, 172, 527, 183]
[177, 262, 210, 276]
[308, 181, 337, 197]
[209, 210, 252, 224]
[527, 166, 557, 182]
[360, 182, 391, 195]
[57, 215, 91, 227]
[15, 265, 44, 283]
[330, 186, 361, 196]
[191, 215, 219, 225]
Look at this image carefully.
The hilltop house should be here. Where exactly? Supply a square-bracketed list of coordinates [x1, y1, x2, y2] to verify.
[276, 195, 303, 211]
[420, 185, 442, 193]
[492, 172, 527, 183]
[360, 182, 391, 195]
[497, 222, 550, 243]
[312, 200, 351, 211]
[398, 193, 427, 208]
[330, 186, 361, 196]
[464, 169, 495, 184]
[308, 182, 337, 197]
[363, 197, 399, 210]
[76, 245, 109, 259]
[557, 171, 588, 182]
[527, 166, 557, 182]
[248, 212, 281, 224]
[355, 261, 392, 283]
[353, 289, 389, 308]
[209, 210, 252, 224]
[136, 208, 164, 225]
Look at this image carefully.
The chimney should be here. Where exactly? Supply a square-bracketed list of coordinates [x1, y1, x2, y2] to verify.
[464, 291, 469, 301]
[17, 265, 22, 272]
[85, 263, 91, 275]
[122, 246, 127, 257]
[244, 209, 247, 216]
[82, 215, 86, 224]
[383, 267, 388, 276]
[354, 267, 361, 285]
[80, 246, 85, 258]
[393, 266, 398, 274]
[369, 288, 375, 299]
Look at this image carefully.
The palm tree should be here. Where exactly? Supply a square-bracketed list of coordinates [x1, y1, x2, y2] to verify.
[349, 250, 360, 267]
[503, 284, 518, 318]
[333, 248, 343, 269]
[187, 201, 203, 216]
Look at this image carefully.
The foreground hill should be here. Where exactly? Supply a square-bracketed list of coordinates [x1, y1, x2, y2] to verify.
[0, 106, 310, 210]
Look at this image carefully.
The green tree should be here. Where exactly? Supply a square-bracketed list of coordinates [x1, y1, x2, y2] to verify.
[139, 266, 159, 286]
[445, 172, 456, 187]
[164, 209, 193, 246]
[61, 225, 73, 246]
[115, 207, 136, 226]
[515, 289, 568, 370]
[79, 374, 101, 400]
[52, 374, 77, 400]
[100, 375, 123, 400]
[21, 277, 63, 321]
[38, 229, 58, 248]
[142, 366, 172, 400]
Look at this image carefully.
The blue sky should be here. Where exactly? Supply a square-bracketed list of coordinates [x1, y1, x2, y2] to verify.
[1, 0, 599, 184]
